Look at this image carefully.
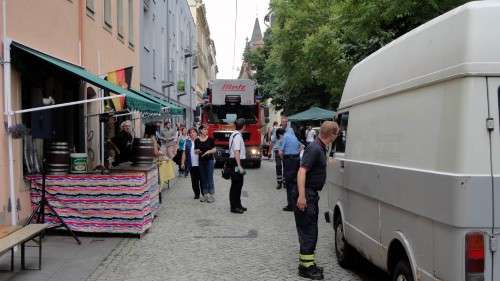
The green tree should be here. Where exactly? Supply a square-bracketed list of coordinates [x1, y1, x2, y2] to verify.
[245, 0, 470, 115]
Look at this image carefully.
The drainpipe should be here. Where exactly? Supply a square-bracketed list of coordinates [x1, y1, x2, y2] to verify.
[78, 0, 84, 66]
[165, 0, 171, 103]
[3, 0, 17, 226]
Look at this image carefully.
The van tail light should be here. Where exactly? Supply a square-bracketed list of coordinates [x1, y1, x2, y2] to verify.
[466, 232, 485, 281]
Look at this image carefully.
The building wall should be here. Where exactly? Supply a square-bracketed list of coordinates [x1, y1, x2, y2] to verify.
[188, 0, 217, 106]
[0, 0, 81, 225]
[6, 0, 80, 64]
[83, 0, 140, 89]
[82, 0, 140, 167]
[166, 0, 196, 126]
[0, 0, 5, 225]
[209, 40, 217, 80]
[0, 0, 141, 224]
[140, 0, 167, 96]
[139, 0, 197, 126]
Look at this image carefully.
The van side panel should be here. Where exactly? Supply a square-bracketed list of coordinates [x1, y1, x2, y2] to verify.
[343, 161, 384, 266]
[337, 77, 491, 280]
[379, 204, 435, 279]
[347, 77, 489, 174]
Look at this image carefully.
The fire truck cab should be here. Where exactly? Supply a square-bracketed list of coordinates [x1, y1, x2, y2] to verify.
[202, 79, 268, 168]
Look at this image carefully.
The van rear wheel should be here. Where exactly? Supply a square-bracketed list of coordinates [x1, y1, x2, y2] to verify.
[334, 216, 355, 268]
[392, 260, 414, 281]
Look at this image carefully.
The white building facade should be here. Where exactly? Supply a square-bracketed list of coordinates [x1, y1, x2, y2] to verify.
[140, 0, 197, 126]
[188, 0, 218, 108]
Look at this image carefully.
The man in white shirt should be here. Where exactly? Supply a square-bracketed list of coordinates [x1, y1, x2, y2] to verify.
[228, 118, 247, 214]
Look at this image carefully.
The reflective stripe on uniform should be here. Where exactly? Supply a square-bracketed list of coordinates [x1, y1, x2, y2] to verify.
[299, 254, 315, 267]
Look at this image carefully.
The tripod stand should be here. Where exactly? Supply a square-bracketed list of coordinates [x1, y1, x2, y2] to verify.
[26, 163, 81, 245]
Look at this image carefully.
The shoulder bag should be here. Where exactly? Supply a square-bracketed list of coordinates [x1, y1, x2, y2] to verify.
[222, 132, 239, 180]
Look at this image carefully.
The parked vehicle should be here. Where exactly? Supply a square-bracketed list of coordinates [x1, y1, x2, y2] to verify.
[325, 2, 500, 281]
[202, 79, 268, 168]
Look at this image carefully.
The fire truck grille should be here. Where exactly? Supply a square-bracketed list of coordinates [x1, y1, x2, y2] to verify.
[213, 132, 251, 141]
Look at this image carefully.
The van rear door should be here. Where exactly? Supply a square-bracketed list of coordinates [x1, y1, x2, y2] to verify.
[486, 77, 500, 281]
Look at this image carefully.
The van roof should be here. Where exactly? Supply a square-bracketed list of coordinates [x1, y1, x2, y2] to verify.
[340, 1, 500, 109]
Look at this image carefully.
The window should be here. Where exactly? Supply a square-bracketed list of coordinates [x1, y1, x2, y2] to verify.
[144, 0, 151, 11]
[334, 112, 349, 153]
[206, 105, 257, 125]
[128, 0, 134, 47]
[86, 0, 95, 14]
[104, 0, 112, 28]
[117, 0, 124, 38]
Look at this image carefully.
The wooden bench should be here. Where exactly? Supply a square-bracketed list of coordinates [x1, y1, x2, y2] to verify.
[0, 224, 48, 271]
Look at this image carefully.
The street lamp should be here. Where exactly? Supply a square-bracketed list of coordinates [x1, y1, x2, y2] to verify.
[184, 50, 195, 125]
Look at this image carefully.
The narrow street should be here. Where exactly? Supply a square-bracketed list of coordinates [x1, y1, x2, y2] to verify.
[86, 161, 386, 281]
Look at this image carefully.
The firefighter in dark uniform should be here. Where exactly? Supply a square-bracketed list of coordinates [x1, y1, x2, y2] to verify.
[294, 121, 339, 280]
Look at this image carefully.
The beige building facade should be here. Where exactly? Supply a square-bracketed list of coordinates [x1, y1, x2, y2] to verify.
[0, 0, 140, 225]
[188, 0, 217, 104]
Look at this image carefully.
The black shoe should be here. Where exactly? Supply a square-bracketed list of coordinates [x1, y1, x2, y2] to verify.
[240, 206, 247, 211]
[230, 208, 245, 214]
[283, 206, 293, 212]
[194, 195, 200, 200]
[298, 264, 324, 280]
[276, 184, 282, 190]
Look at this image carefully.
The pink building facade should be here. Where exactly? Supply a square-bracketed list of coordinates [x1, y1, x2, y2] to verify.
[0, 0, 141, 225]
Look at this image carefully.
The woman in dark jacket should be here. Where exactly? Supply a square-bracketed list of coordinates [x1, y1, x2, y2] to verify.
[195, 124, 216, 203]
[181, 128, 202, 199]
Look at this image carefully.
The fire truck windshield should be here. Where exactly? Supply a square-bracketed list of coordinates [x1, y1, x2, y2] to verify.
[206, 105, 257, 124]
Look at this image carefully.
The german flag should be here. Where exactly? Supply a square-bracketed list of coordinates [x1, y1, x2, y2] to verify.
[105, 66, 133, 112]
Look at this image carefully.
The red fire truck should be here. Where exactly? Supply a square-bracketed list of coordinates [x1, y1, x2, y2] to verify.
[202, 79, 269, 168]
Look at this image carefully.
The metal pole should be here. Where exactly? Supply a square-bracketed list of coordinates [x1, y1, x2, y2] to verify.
[189, 55, 192, 126]
[11, 95, 123, 115]
[166, 0, 171, 103]
[112, 112, 134, 118]
[3, 0, 17, 226]
[100, 90, 105, 166]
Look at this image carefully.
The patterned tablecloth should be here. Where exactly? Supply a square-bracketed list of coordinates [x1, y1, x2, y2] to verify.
[28, 169, 160, 235]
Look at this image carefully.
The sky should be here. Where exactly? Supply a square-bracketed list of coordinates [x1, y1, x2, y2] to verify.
[204, 0, 270, 79]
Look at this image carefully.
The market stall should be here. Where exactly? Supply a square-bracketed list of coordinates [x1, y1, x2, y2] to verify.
[28, 168, 159, 235]
[6, 41, 180, 237]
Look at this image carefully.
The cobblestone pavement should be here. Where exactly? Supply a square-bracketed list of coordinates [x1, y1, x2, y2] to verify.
[87, 161, 388, 281]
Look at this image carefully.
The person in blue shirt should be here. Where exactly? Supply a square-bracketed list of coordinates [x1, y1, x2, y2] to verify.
[279, 120, 303, 212]
[271, 121, 283, 189]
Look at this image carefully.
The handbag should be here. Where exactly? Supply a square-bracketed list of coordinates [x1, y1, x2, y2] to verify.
[173, 149, 182, 166]
[222, 132, 239, 180]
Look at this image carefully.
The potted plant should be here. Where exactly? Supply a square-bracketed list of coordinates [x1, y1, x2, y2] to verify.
[177, 80, 185, 93]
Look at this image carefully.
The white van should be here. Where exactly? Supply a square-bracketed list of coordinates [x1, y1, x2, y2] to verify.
[325, 2, 500, 281]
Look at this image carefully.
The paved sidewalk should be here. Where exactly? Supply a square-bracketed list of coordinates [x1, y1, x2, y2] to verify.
[0, 236, 122, 281]
[87, 161, 384, 281]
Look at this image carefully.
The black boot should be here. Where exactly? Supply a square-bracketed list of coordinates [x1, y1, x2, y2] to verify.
[298, 264, 324, 280]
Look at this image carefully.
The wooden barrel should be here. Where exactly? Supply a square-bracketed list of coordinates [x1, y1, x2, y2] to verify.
[132, 138, 154, 166]
[46, 142, 70, 175]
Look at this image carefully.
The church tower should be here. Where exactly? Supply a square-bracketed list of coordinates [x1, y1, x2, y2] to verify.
[239, 18, 264, 79]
